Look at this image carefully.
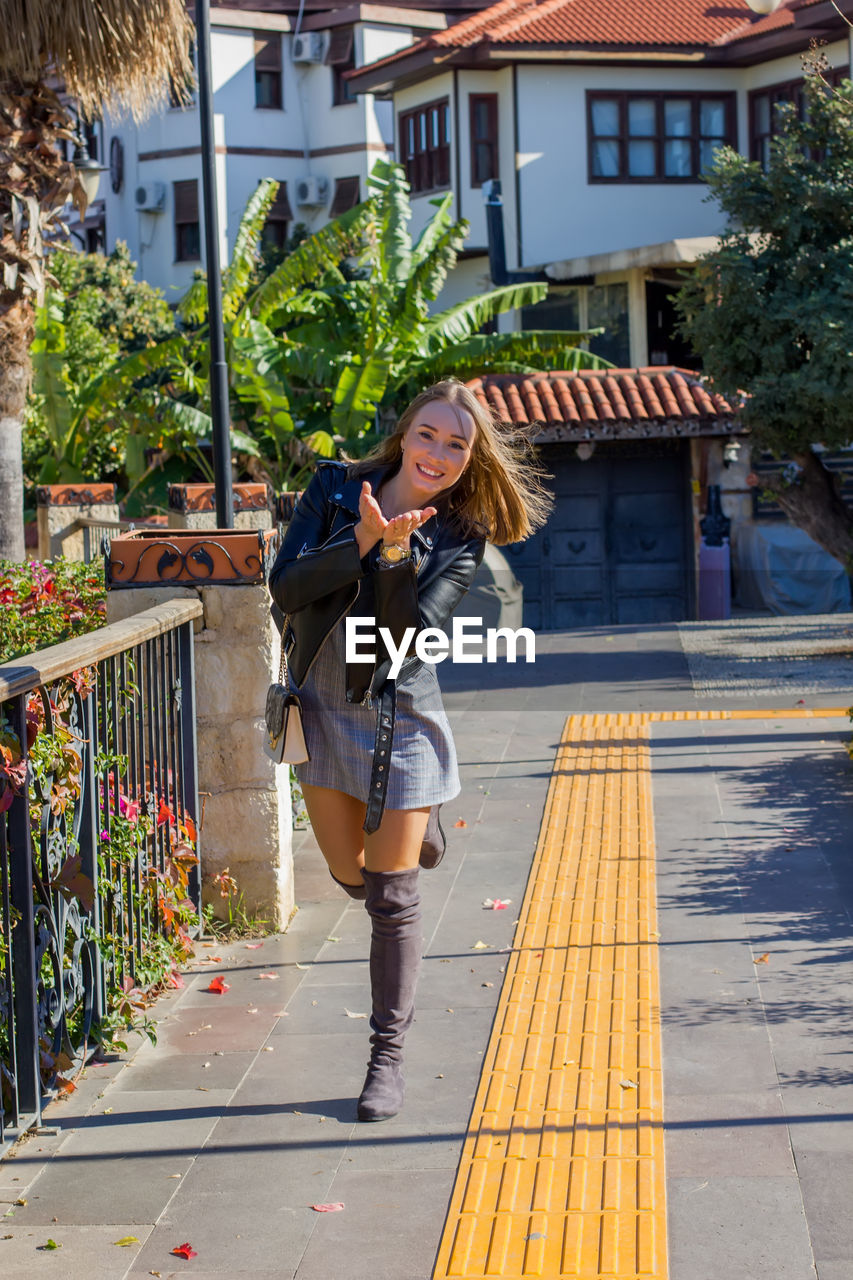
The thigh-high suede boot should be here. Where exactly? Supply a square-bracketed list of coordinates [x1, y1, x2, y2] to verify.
[357, 866, 422, 1122]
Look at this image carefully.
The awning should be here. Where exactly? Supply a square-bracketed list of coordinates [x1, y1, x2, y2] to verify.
[545, 236, 722, 281]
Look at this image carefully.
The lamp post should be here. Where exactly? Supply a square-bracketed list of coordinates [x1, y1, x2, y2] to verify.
[195, 0, 234, 529]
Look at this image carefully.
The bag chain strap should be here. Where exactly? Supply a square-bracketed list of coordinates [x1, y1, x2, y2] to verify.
[278, 616, 290, 689]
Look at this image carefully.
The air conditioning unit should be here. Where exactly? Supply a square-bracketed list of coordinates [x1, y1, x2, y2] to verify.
[295, 175, 329, 206]
[292, 32, 325, 63]
[134, 182, 166, 213]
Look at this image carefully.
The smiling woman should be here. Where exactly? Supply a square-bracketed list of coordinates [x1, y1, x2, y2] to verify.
[268, 378, 552, 1125]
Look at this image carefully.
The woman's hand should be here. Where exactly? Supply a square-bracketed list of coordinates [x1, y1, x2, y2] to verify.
[355, 481, 387, 558]
[382, 506, 437, 552]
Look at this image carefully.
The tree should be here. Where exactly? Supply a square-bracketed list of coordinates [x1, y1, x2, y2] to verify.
[676, 66, 853, 568]
[25, 243, 175, 488]
[0, 0, 193, 560]
[113, 162, 604, 491]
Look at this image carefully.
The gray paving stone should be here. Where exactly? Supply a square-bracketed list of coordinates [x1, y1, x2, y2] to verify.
[0, 1224, 153, 1280]
[791, 1150, 853, 1263]
[664, 1091, 795, 1177]
[667, 1176, 815, 1280]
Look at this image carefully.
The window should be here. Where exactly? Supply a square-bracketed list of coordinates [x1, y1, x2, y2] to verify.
[521, 289, 581, 333]
[469, 94, 499, 187]
[521, 284, 630, 367]
[748, 68, 847, 169]
[255, 32, 282, 109]
[174, 179, 200, 262]
[326, 26, 356, 106]
[587, 92, 735, 183]
[261, 183, 293, 251]
[329, 176, 360, 216]
[399, 99, 450, 194]
[169, 41, 197, 109]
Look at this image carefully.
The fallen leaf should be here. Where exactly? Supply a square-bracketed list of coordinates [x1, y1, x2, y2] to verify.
[311, 1203, 344, 1213]
[453, 819, 467, 828]
[167, 971, 185, 989]
[472, 940, 493, 950]
[169, 1174, 181, 1179]
[344, 1009, 367, 1018]
[114, 1236, 140, 1247]
[263, 1046, 274, 1051]
[206, 976, 230, 994]
[258, 972, 278, 980]
[246, 1007, 259, 1014]
[245, 943, 262, 949]
[295, 962, 310, 970]
[755, 953, 770, 964]
[41, 1239, 61, 1250]
[620, 1078, 639, 1089]
[524, 1231, 546, 1240]
[326, 936, 341, 943]
[14, 1198, 26, 1206]
[103, 1107, 113, 1115]
[171, 1242, 198, 1259]
[482, 982, 494, 988]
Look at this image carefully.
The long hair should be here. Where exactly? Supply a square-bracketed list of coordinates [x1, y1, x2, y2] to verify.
[347, 380, 553, 545]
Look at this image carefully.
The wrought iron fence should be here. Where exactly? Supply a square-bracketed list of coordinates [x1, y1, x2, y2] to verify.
[0, 599, 203, 1156]
[73, 516, 166, 564]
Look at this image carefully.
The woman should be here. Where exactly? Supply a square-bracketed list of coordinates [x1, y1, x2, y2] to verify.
[268, 379, 551, 1122]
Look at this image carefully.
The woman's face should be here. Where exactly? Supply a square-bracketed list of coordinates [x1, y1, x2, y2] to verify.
[399, 398, 476, 503]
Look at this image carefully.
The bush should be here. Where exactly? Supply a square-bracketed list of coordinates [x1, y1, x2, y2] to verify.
[0, 559, 106, 663]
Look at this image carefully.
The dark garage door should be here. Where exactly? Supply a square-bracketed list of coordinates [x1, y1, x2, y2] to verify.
[505, 441, 693, 629]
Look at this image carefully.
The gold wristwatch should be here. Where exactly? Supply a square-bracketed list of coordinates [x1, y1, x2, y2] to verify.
[378, 542, 411, 567]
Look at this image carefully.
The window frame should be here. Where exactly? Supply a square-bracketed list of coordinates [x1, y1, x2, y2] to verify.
[469, 92, 499, 188]
[586, 90, 736, 184]
[399, 96, 451, 196]
[254, 32, 283, 111]
[326, 26, 357, 106]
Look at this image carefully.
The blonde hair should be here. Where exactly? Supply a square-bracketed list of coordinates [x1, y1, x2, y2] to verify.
[347, 380, 553, 545]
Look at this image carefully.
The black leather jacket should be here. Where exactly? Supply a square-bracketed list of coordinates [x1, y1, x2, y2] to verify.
[268, 460, 486, 829]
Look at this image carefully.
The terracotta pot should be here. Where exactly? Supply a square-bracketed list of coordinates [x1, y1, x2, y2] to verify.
[168, 482, 272, 514]
[105, 526, 280, 589]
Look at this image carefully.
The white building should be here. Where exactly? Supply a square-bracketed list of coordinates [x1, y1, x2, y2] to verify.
[349, 0, 853, 367]
[79, 2, 452, 298]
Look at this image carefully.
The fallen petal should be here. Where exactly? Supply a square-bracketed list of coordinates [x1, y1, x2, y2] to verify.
[245, 943, 262, 949]
[206, 976, 230, 994]
[472, 940, 493, 950]
[344, 1009, 367, 1018]
[171, 1242, 198, 1259]
[258, 973, 278, 980]
[755, 952, 770, 964]
[619, 1078, 639, 1089]
[311, 1203, 345, 1213]
[114, 1236, 140, 1247]
[453, 819, 467, 828]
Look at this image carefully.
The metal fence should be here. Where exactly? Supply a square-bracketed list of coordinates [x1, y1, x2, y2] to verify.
[0, 599, 203, 1155]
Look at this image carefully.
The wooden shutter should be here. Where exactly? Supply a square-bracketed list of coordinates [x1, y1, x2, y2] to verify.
[269, 183, 293, 220]
[254, 32, 281, 71]
[329, 176, 359, 216]
[173, 179, 198, 223]
[325, 27, 354, 65]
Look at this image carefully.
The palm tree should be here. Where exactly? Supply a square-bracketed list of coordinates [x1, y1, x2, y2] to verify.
[0, 0, 194, 560]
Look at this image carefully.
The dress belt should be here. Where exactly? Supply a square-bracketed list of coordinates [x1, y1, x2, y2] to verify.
[362, 683, 396, 834]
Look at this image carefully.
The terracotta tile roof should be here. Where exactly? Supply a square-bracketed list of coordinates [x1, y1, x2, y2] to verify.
[469, 368, 739, 437]
[357, 0, 818, 77]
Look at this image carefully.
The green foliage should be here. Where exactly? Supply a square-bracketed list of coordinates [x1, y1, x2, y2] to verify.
[0, 559, 106, 663]
[676, 70, 853, 457]
[110, 163, 606, 487]
[23, 243, 175, 491]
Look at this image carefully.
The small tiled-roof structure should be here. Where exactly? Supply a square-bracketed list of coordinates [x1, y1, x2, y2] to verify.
[469, 368, 744, 442]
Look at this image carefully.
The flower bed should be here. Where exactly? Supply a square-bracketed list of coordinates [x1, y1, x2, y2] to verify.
[0, 560, 106, 664]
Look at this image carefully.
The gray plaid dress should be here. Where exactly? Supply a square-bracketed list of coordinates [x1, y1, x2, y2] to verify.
[293, 616, 460, 810]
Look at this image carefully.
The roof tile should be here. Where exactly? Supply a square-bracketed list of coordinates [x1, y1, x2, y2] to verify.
[469, 368, 736, 432]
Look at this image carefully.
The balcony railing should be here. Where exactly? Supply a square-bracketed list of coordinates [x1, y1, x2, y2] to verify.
[0, 599, 203, 1156]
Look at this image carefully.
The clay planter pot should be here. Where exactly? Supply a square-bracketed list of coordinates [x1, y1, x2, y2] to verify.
[105, 526, 280, 589]
[36, 483, 116, 507]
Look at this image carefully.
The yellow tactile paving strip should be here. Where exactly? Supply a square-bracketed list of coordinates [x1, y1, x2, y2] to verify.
[433, 706, 848, 1280]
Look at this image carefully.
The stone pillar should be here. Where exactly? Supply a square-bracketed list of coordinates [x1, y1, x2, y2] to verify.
[104, 527, 293, 931]
[168, 483, 273, 531]
[36, 483, 119, 561]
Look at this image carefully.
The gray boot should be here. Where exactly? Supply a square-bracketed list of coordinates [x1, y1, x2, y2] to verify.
[329, 869, 366, 900]
[419, 805, 446, 869]
[357, 867, 422, 1122]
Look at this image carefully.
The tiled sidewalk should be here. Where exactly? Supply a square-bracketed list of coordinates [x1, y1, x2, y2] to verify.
[0, 624, 851, 1279]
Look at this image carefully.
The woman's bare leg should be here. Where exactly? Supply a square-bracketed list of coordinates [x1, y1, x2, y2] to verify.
[300, 784, 366, 886]
[363, 806, 430, 873]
